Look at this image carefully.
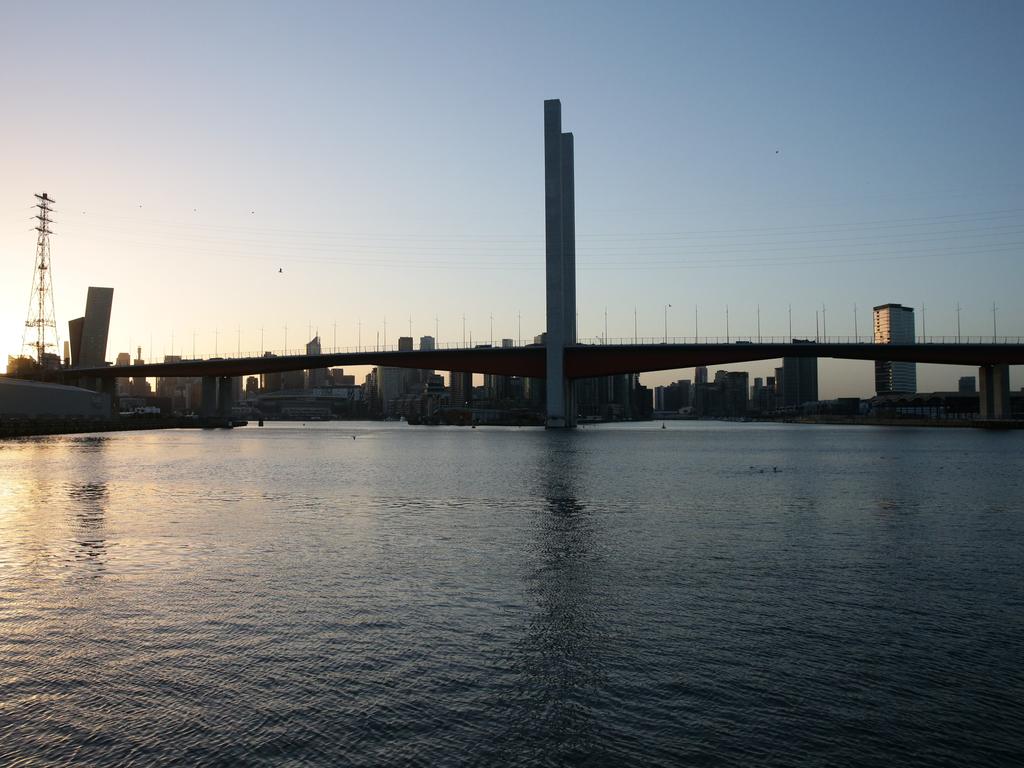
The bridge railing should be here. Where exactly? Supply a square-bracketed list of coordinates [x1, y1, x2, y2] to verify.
[136, 340, 540, 365]
[122, 335, 1024, 366]
[574, 335, 1024, 346]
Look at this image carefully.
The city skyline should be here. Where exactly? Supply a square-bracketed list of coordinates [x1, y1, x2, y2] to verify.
[3, 2, 1023, 397]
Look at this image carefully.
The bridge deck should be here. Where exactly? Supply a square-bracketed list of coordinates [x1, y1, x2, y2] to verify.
[64, 342, 1024, 382]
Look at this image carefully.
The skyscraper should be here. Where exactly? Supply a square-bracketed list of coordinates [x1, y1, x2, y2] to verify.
[305, 335, 327, 389]
[449, 371, 472, 408]
[69, 287, 113, 367]
[873, 303, 917, 394]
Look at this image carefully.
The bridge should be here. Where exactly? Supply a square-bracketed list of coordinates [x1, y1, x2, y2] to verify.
[67, 337, 1023, 423]
[64, 99, 1024, 425]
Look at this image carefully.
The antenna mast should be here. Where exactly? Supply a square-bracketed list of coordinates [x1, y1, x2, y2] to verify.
[23, 193, 60, 365]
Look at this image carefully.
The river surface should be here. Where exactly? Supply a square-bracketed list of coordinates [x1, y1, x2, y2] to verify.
[1, 422, 1022, 766]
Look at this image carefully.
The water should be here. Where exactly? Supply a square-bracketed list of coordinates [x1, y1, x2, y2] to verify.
[1, 422, 1022, 766]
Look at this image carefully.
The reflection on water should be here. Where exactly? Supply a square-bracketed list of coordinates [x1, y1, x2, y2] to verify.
[66, 482, 108, 571]
[505, 433, 608, 763]
[0, 422, 1022, 766]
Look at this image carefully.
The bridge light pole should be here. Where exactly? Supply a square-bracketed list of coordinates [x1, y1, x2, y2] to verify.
[725, 305, 730, 343]
[757, 304, 761, 343]
[956, 303, 961, 343]
[663, 304, 671, 344]
[992, 301, 998, 342]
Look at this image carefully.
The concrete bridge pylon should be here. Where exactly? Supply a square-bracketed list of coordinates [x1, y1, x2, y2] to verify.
[544, 99, 577, 428]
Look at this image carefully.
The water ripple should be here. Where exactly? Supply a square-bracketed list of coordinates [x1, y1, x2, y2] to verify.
[0, 423, 1022, 765]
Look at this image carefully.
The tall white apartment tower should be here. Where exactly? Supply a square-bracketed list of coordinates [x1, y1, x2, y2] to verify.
[873, 303, 917, 394]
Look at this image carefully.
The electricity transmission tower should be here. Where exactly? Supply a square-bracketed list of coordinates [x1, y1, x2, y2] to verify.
[22, 193, 60, 365]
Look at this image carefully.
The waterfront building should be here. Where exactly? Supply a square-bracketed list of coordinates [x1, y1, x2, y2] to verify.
[68, 317, 84, 366]
[282, 370, 305, 390]
[958, 376, 977, 394]
[654, 379, 692, 413]
[873, 303, 917, 394]
[130, 348, 151, 396]
[449, 371, 473, 408]
[363, 369, 379, 413]
[483, 338, 516, 403]
[379, 366, 404, 414]
[394, 336, 435, 391]
[0, 377, 112, 419]
[524, 377, 545, 409]
[750, 377, 772, 413]
[329, 369, 356, 386]
[721, 371, 749, 416]
[305, 335, 328, 389]
[155, 355, 201, 413]
[260, 352, 283, 393]
[68, 287, 114, 367]
[115, 352, 131, 396]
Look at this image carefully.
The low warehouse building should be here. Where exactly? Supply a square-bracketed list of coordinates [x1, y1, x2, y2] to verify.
[0, 377, 111, 420]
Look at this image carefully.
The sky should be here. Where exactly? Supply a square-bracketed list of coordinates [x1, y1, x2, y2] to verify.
[2, 0, 1023, 396]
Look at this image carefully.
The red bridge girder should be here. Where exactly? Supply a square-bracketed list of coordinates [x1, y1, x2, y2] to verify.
[65, 343, 1024, 383]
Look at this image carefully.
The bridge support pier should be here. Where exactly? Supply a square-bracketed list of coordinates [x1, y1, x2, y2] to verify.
[201, 376, 218, 418]
[99, 377, 116, 418]
[217, 376, 235, 419]
[544, 99, 577, 428]
[978, 364, 1011, 419]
